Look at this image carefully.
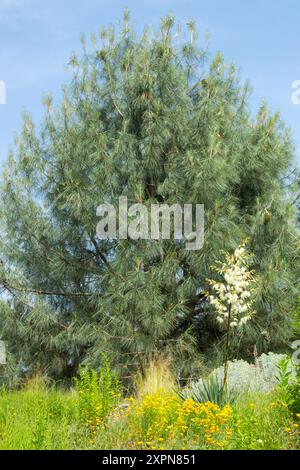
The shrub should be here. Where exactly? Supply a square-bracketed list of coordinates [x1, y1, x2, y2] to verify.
[189, 353, 292, 398]
[278, 361, 300, 416]
[74, 354, 120, 431]
[287, 369, 300, 415]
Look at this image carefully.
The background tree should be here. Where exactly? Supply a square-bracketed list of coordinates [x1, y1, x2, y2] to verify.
[0, 12, 299, 384]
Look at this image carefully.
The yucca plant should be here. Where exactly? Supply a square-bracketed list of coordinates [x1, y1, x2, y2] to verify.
[179, 373, 238, 407]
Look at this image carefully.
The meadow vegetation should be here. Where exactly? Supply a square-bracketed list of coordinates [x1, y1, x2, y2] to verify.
[0, 357, 299, 451]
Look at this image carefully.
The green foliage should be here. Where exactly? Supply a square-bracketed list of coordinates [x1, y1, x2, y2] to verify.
[288, 380, 300, 415]
[226, 393, 298, 450]
[0, 13, 299, 383]
[0, 382, 79, 450]
[180, 373, 238, 407]
[286, 365, 300, 415]
[275, 355, 300, 416]
[276, 356, 293, 398]
[292, 297, 300, 338]
[74, 355, 120, 428]
[0, 382, 298, 450]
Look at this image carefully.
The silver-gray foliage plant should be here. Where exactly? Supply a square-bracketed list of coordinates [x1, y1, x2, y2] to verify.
[190, 353, 295, 396]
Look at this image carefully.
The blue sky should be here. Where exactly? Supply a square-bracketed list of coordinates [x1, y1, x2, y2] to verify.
[1, 0, 300, 166]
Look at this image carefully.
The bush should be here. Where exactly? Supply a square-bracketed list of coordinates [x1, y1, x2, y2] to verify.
[189, 353, 293, 398]
[74, 355, 120, 431]
[287, 370, 300, 415]
[278, 361, 300, 416]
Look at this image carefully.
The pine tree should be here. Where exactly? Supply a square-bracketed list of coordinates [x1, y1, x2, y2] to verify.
[0, 13, 299, 384]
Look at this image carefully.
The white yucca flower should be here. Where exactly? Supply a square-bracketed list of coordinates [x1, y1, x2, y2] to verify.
[207, 242, 256, 388]
[207, 242, 255, 330]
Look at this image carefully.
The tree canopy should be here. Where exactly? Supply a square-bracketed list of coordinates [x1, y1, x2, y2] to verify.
[0, 13, 299, 385]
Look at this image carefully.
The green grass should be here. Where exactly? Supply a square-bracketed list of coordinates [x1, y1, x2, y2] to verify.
[0, 379, 299, 450]
[226, 392, 299, 450]
[0, 380, 81, 450]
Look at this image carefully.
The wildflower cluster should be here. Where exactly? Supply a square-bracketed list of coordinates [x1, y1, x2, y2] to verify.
[284, 421, 300, 437]
[208, 242, 255, 329]
[284, 410, 300, 440]
[128, 390, 234, 449]
[74, 356, 120, 434]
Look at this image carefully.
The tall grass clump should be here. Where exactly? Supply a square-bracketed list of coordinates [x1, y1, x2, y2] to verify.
[134, 357, 176, 399]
